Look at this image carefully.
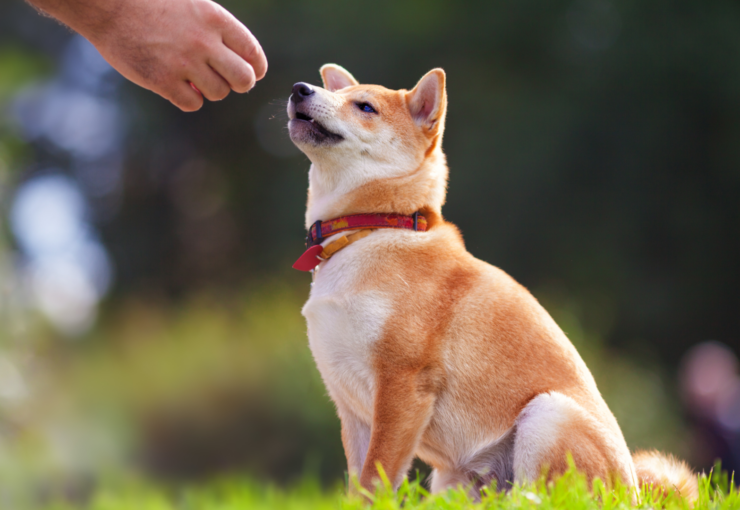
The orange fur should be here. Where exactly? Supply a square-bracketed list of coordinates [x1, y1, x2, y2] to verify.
[633, 450, 698, 500]
[287, 64, 696, 499]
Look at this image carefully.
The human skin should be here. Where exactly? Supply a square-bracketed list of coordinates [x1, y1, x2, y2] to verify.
[26, 0, 268, 111]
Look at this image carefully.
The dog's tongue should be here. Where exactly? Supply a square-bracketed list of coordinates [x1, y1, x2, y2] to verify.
[293, 245, 323, 271]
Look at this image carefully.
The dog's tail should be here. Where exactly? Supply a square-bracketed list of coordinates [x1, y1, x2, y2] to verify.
[632, 450, 698, 501]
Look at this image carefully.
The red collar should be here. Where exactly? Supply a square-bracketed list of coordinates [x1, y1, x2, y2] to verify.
[293, 212, 427, 271]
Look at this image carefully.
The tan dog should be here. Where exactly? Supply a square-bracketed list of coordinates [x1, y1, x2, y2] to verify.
[287, 65, 697, 499]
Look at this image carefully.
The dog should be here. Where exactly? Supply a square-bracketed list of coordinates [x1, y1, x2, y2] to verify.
[287, 64, 697, 499]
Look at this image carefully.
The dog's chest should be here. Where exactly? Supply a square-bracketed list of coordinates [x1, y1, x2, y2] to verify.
[301, 261, 391, 421]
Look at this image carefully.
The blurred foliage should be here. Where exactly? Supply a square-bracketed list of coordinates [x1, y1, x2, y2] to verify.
[0, 283, 342, 486]
[0, 46, 51, 102]
[0, 45, 49, 209]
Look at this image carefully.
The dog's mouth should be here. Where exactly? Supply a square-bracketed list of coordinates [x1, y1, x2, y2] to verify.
[291, 111, 344, 142]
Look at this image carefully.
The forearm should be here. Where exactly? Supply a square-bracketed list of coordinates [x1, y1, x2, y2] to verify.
[361, 372, 437, 490]
[25, 0, 127, 39]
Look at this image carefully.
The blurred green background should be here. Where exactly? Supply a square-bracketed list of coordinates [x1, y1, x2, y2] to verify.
[0, 0, 739, 506]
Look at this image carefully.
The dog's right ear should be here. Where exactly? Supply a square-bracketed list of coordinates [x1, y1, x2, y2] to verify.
[407, 69, 447, 134]
[320, 64, 359, 92]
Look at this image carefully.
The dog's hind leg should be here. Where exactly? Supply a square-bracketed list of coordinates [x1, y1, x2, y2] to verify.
[512, 392, 634, 486]
[429, 467, 470, 494]
[430, 429, 515, 497]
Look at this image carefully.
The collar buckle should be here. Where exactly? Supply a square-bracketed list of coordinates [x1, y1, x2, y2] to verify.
[306, 219, 324, 248]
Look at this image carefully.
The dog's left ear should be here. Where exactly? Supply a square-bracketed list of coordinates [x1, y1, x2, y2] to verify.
[320, 64, 359, 92]
[407, 68, 447, 133]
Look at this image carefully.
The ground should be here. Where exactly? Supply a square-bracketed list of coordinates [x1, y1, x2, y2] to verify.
[38, 464, 737, 510]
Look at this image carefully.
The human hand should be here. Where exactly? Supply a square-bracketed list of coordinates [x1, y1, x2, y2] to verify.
[30, 0, 267, 111]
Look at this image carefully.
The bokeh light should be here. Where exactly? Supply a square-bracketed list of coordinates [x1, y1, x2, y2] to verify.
[11, 173, 112, 335]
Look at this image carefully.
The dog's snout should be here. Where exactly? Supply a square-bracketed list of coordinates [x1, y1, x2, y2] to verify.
[291, 82, 315, 104]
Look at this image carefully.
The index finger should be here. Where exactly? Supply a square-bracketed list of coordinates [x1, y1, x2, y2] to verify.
[220, 15, 268, 81]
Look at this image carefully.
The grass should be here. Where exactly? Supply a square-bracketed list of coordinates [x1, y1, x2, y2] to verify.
[37, 464, 738, 510]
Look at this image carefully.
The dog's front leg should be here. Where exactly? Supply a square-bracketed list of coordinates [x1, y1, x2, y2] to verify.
[359, 368, 437, 492]
[336, 402, 371, 478]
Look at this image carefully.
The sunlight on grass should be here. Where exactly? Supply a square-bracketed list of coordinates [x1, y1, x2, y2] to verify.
[38, 464, 738, 510]
[340, 462, 735, 510]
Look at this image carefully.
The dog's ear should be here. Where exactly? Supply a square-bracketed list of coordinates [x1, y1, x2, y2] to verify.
[320, 64, 359, 92]
[406, 69, 447, 133]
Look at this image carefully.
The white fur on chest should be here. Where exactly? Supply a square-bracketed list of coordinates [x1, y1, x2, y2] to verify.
[301, 247, 392, 422]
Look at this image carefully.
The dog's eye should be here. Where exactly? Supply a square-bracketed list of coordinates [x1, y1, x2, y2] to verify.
[356, 102, 377, 114]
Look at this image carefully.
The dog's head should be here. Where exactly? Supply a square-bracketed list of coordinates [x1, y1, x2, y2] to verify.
[288, 65, 448, 225]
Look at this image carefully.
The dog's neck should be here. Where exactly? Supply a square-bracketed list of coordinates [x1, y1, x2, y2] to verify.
[304, 149, 449, 229]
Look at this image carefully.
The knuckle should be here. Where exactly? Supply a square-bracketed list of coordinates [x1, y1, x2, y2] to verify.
[244, 41, 261, 64]
[185, 95, 204, 111]
[232, 81, 253, 94]
[177, 98, 202, 112]
[246, 44, 267, 79]
[257, 57, 268, 79]
[232, 67, 255, 92]
[204, 4, 229, 28]
[190, 35, 210, 54]
[206, 83, 230, 101]
[173, 90, 202, 111]
[214, 87, 230, 101]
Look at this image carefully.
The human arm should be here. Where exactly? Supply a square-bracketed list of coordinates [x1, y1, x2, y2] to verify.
[26, 0, 267, 111]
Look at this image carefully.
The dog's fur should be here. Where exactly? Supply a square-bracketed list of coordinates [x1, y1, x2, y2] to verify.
[287, 65, 697, 499]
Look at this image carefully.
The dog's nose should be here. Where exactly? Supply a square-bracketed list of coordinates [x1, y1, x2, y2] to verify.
[291, 82, 315, 104]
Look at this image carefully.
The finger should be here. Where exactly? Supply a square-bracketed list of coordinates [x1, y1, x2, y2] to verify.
[220, 17, 268, 81]
[208, 46, 256, 93]
[169, 80, 204, 112]
[189, 65, 232, 102]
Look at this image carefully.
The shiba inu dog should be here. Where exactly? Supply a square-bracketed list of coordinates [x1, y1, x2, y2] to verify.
[287, 64, 697, 498]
